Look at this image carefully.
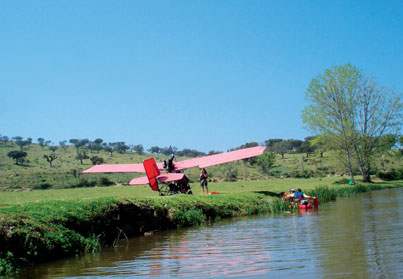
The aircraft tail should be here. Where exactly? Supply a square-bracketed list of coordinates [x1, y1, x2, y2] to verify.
[143, 158, 161, 191]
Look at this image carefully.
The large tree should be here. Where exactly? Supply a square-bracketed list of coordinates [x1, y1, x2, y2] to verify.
[302, 64, 403, 182]
[8, 151, 27, 165]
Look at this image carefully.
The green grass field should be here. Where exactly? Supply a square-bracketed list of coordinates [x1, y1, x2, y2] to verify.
[1, 141, 402, 193]
[1, 177, 402, 206]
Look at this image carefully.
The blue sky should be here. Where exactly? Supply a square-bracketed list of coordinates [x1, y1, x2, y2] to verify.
[1, 0, 402, 152]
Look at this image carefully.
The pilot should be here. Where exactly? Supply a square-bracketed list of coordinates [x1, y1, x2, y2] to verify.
[164, 155, 175, 173]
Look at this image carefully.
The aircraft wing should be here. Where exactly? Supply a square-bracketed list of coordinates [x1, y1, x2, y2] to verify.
[82, 162, 165, 173]
[82, 146, 266, 174]
[129, 173, 185, 185]
[173, 146, 266, 170]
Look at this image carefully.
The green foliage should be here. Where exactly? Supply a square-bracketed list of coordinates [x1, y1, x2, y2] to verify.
[99, 177, 115, 186]
[333, 178, 350, 185]
[7, 151, 28, 165]
[43, 153, 57, 167]
[76, 152, 89, 165]
[302, 63, 403, 183]
[377, 169, 403, 181]
[32, 183, 53, 190]
[257, 152, 276, 174]
[173, 209, 206, 227]
[0, 251, 17, 275]
[223, 166, 238, 181]
[90, 156, 104, 165]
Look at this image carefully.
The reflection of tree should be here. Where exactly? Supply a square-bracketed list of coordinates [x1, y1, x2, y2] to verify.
[316, 190, 402, 278]
[316, 196, 370, 277]
[361, 190, 400, 278]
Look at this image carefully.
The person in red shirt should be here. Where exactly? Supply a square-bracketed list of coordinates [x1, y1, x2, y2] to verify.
[200, 168, 209, 195]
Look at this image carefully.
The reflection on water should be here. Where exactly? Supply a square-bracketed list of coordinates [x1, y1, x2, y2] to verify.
[14, 188, 403, 278]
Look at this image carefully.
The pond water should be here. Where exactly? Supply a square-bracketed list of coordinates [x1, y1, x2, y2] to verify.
[15, 188, 403, 278]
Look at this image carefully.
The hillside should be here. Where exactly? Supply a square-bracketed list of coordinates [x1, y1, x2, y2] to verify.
[0, 142, 402, 191]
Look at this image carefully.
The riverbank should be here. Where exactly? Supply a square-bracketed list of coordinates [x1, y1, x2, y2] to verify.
[1, 180, 402, 275]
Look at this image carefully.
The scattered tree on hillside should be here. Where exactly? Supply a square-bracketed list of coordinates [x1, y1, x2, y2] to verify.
[265, 139, 302, 158]
[7, 150, 27, 165]
[26, 138, 33, 148]
[90, 155, 104, 165]
[132, 144, 144, 154]
[43, 154, 57, 167]
[264, 139, 283, 149]
[76, 151, 89, 165]
[208, 150, 222, 155]
[0, 135, 9, 145]
[176, 149, 205, 157]
[87, 138, 104, 153]
[302, 63, 403, 182]
[160, 146, 177, 156]
[49, 146, 58, 153]
[148, 146, 161, 154]
[104, 146, 114, 157]
[12, 136, 32, 150]
[70, 139, 89, 154]
[37, 138, 45, 148]
[310, 135, 326, 157]
[272, 141, 291, 159]
[59, 140, 68, 152]
[297, 137, 316, 157]
[115, 142, 130, 154]
[37, 138, 50, 149]
[256, 152, 276, 175]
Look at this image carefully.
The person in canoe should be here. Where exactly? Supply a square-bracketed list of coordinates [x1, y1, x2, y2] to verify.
[294, 188, 311, 206]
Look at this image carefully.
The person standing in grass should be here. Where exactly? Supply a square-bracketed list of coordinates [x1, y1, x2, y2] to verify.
[200, 168, 209, 195]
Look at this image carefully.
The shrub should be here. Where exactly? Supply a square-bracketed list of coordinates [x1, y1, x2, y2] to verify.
[32, 183, 53, 190]
[90, 156, 104, 165]
[98, 177, 114, 186]
[223, 167, 238, 182]
[333, 178, 350, 185]
[173, 209, 206, 227]
[377, 169, 403, 181]
[74, 179, 96, 188]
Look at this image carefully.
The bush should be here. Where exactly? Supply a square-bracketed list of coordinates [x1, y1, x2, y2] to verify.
[377, 169, 403, 181]
[98, 177, 114, 186]
[74, 179, 96, 188]
[90, 156, 104, 165]
[32, 183, 53, 190]
[173, 209, 206, 227]
[333, 178, 350, 185]
[223, 167, 238, 182]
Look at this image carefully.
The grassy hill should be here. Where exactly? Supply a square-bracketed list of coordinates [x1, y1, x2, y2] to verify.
[0, 141, 402, 191]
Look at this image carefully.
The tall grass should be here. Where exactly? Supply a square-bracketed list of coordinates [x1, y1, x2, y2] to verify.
[306, 184, 389, 204]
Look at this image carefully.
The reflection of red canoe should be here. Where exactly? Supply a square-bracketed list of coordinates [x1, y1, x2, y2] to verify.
[299, 203, 312, 209]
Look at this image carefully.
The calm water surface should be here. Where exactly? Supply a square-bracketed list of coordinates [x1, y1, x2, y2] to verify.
[15, 188, 403, 278]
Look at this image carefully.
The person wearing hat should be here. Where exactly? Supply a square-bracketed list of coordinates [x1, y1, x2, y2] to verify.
[282, 188, 295, 201]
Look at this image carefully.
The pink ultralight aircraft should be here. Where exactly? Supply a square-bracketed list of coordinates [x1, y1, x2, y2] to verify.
[82, 146, 266, 195]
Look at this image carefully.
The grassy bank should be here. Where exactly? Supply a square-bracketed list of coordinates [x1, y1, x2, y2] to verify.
[1, 179, 402, 275]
